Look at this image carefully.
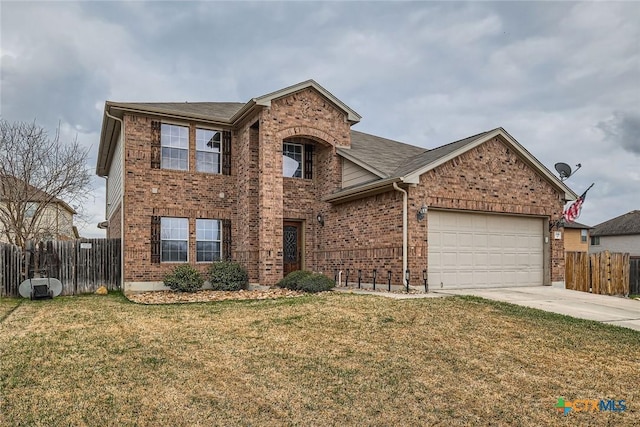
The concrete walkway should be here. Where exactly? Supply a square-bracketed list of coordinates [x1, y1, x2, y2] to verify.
[334, 286, 640, 331]
[437, 286, 640, 331]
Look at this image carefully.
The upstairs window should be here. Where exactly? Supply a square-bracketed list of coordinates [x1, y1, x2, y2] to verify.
[196, 129, 221, 173]
[25, 202, 38, 218]
[282, 142, 313, 179]
[283, 143, 303, 178]
[161, 124, 189, 170]
[581, 229, 588, 242]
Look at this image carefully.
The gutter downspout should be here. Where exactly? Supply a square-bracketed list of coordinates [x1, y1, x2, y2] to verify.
[393, 182, 408, 287]
[104, 109, 125, 292]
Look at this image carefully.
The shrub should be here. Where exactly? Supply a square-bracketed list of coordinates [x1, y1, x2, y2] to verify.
[163, 264, 204, 293]
[208, 261, 249, 291]
[277, 270, 335, 293]
[298, 273, 335, 293]
[277, 270, 312, 290]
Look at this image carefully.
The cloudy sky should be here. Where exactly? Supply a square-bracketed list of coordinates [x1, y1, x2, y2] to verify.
[1, 1, 638, 237]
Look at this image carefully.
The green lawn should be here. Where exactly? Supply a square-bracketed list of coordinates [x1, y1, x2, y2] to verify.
[0, 292, 638, 426]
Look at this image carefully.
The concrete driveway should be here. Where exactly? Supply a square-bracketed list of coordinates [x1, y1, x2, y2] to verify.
[438, 286, 640, 331]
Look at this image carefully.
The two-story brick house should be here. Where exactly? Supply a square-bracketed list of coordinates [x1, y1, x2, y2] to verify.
[96, 80, 576, 292]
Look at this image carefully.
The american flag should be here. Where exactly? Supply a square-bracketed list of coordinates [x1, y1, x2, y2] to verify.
[563, 183, 594, 223]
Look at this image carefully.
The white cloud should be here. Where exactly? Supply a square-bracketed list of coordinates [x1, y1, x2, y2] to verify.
[1, 0, 638, 232]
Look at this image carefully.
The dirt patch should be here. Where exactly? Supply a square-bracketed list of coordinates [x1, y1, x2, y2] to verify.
[126, 288, 304, 304]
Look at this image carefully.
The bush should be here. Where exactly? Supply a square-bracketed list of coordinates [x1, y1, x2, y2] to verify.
[277, 270, 312, 290]
[208, 262, 248, 291]
[298, 273, 335, 293]
[163, 264, 204, 293]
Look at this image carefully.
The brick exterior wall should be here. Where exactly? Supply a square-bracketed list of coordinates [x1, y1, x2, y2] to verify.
[121, 114, 236, 283]
[234, 120, 261, 281]
[315, 191, 405, 284]
[110, 87, 565, 289]
[407, 137, 565, 283]
[254, 88, 350, 285]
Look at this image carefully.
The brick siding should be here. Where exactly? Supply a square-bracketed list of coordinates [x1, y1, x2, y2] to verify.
[112, 88, 565, 288]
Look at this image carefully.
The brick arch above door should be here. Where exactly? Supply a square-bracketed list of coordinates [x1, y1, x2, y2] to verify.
[276, 126, 347, 149]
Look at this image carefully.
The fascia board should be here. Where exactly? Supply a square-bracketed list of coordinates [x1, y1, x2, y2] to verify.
[323, 177, 403, 204]
[96, 104, 120, 176]
[336, 148, 388, 179]
[107, 103, 232, 127]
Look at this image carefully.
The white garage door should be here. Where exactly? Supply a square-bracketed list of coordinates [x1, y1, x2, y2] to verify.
[428, 211, 544, 289]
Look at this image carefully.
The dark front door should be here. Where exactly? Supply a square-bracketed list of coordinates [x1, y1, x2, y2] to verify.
[283, 221, 302, 275]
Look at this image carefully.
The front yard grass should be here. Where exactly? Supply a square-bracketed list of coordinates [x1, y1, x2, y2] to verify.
[0, 292, 638, 426]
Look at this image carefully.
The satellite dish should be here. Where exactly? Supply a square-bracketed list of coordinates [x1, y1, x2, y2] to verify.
[555, 162, 572, 181]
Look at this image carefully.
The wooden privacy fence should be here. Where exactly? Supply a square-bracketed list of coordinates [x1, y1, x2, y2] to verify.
[631, 258, 640, 295]
[1, 239, 121, 298]
[565, 251, 630, 296]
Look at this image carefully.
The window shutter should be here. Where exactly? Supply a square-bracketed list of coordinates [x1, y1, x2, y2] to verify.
[151, 216, 161, 263]
[304, 144, 314, 179]
[151, 121, 162, 169]
[222, 219, 232, 261]
[222, 131, 231, 175]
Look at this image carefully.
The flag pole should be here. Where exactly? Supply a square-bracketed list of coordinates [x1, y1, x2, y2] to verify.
[581, 183, 595, 197]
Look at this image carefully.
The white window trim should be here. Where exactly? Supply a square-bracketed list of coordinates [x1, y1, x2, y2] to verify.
[581, 229, 588, 242]
[161, 123, 190, 171]
[195, 128, 222, 174]
[195, 219, 222, 263]
[283, 142, 304, 178]
[160, 217, 189, 263]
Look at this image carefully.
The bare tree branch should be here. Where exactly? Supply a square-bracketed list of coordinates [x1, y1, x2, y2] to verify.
[0, 119, 92, 247]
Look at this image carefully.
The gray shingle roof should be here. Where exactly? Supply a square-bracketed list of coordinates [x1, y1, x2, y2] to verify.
[563, 221, 591, 229]
[342, 131, 427, 177]
[591, 210, 640, 236]
[110, 102, 245, 122]
[391, 131, 492, 177]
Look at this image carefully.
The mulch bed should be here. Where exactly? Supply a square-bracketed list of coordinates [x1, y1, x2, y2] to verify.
[126, 288, 304, 305]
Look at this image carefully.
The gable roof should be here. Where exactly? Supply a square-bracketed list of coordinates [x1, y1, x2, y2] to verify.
[97, 80, 360, 176]
[0, 176, 76, 215]
[339, 131, 427, 178]
[236, 79, 361, 124]
[329, 127, 577, 202]
[391, 131, 491, 178]
[563, 221, 591, 230]
[591, 210, 640, 237]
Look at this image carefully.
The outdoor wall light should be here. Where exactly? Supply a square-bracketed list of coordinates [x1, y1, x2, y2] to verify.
[417, 204, 428, 221]
[317, 213, 325, 226]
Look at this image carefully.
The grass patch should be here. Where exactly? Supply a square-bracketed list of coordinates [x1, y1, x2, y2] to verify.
[0, 298, 22, 323]
[0, 293, 638, 426]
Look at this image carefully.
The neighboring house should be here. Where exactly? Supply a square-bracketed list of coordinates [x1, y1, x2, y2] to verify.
[563, 221, 591, 253]
[0, 176, 78, 244]
[96, 80, 577, 292]
[590, 210, 640, 256]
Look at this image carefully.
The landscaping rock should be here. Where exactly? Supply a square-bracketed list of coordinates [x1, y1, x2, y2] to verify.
[126, 288, 303, 304]
[96, 286, 108, 295]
